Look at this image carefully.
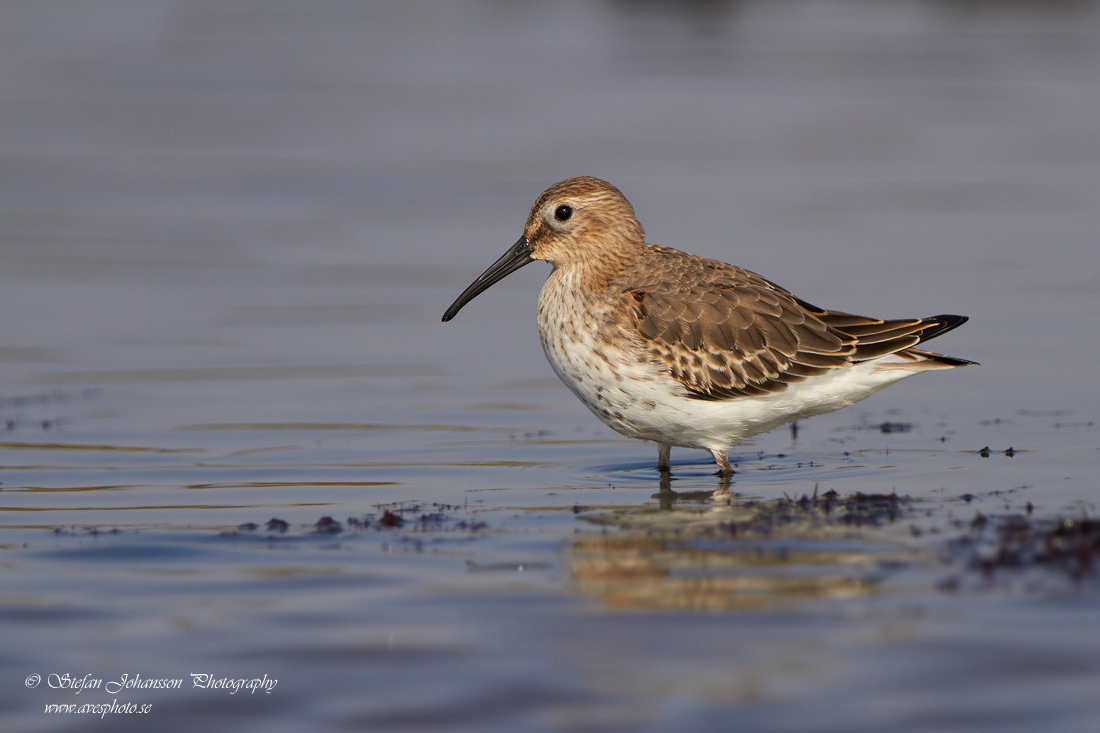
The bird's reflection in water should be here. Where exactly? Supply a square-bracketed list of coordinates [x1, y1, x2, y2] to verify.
[653, 470, 731, 509]
[571, 487, 912, 612]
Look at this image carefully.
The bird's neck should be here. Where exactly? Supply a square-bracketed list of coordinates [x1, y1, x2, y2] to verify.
[556, 239, 643, 291]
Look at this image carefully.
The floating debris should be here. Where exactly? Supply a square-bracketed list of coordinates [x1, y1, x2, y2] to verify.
[265, 518, 289, 533]
[943, 513, 1100, 588]
[51, 526, 122, 537]
[582, 487, 909, 540]
[977, 446, 1018, 458]
[379, 509, 404, 528]
[231, 503, 487, 540]
[312, 516, 342, 535]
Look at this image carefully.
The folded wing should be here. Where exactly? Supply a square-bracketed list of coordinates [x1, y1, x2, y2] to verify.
[623, 248, 971, 401]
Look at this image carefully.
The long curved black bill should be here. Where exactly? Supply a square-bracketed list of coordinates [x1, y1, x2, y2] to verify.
[442, 236, 534, 322]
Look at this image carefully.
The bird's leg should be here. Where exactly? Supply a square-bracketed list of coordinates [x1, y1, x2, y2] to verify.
[710, 449, 734, 476]
[657, 443, 671, 473]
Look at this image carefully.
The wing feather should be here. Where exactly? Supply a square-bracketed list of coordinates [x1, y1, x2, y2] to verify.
[620, 245, 968, 401]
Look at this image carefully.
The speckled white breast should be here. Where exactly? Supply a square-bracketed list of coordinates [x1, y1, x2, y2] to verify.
[536, 268, 661, 440]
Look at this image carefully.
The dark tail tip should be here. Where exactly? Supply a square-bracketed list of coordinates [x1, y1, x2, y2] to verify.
[914, 315, 976, 365]
[929, 353, 979, 367]
[917, 314, 968, 344]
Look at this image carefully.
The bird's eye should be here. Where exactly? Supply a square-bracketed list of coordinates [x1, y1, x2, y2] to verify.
[554, 204, 573, 222]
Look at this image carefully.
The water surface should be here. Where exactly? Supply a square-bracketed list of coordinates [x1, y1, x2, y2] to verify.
[2, 2, 1100, 731]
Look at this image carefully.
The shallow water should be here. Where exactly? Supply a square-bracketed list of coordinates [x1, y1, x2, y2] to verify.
[2, 2, 1100, 731]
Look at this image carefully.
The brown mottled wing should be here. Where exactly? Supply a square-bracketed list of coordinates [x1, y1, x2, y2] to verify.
[622, 248, 955, 400]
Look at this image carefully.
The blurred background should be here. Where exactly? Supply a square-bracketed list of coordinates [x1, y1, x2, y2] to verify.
[2, 0, 1098, 415]
[2, 2, 1100, 732]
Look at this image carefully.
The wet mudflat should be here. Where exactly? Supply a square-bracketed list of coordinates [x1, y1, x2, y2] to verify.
[2, 2, 1100, 731]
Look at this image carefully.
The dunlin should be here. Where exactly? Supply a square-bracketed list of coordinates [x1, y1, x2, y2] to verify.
[443, 177, 974, 475]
